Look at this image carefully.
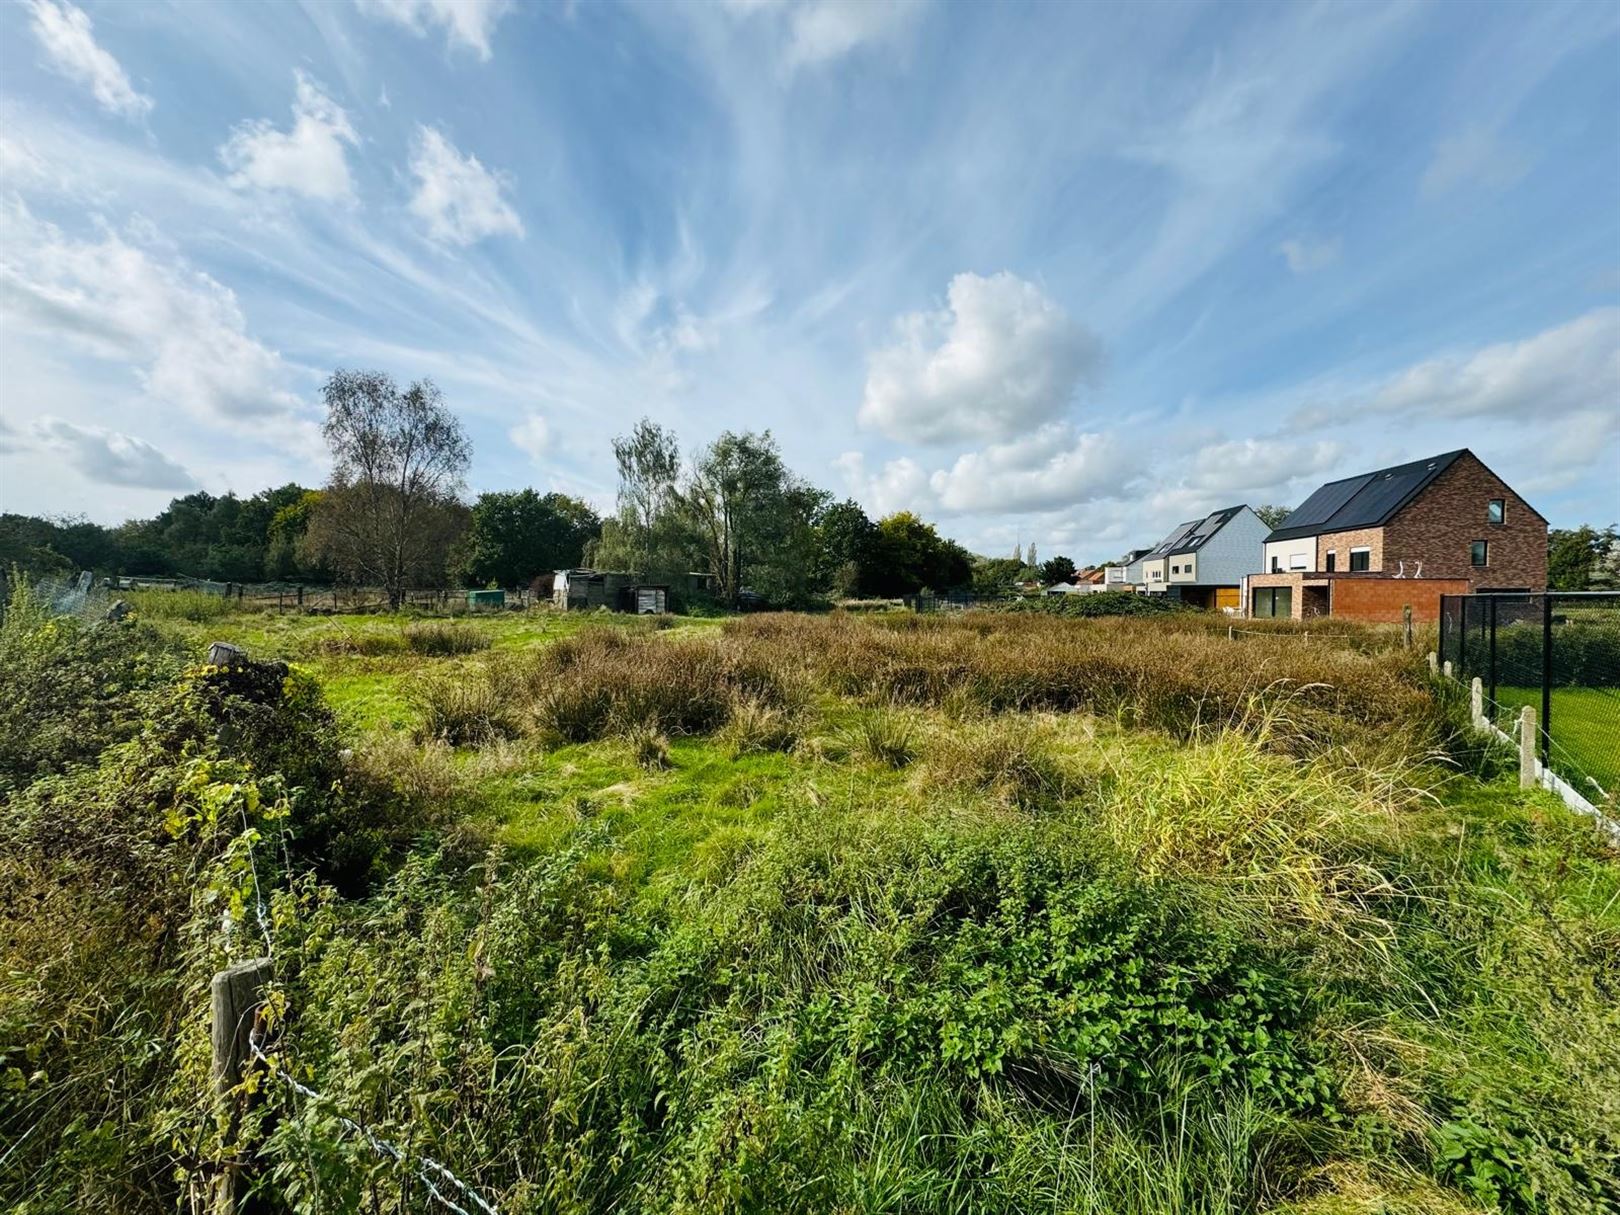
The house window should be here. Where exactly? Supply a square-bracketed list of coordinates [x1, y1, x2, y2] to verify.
[1349, 548, 1370, 572]
[1487, 499, 1504, 525]
[1471, 540, 1489, 566]
[1288, 554, 1307, 570]
[1270, 556, 1282, 573]
[1325, 550, 1336, 572]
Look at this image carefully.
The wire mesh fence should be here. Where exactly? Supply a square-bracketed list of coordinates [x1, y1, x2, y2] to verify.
[1441, 592, 1620, 802]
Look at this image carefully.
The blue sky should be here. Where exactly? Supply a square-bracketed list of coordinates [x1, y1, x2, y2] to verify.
[1, 0, 1616, 563]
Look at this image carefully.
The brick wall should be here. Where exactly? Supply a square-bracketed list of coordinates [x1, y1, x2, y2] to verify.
[1315, 527, 1384, 572]
[1331, 577, 1471, 623]
[1384, 452, 1546, 589]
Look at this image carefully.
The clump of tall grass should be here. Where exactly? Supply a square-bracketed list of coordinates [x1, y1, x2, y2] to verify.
[124, 587, 247, 621]
[916, 714, 1072, 808]
[409, 661, 521, 745]
[844, 707, 918, 767]
[621, 720, 672, 770]
[315, 620, 490, 657]
[718, 696, 801, 756]
[522, 628, 800, 743]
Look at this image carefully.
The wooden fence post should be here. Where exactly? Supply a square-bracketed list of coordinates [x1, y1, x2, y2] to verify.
[1470, 677, 1483, 728]
[210, 956, 273, 1215]
[1403, 604, 1413, 648]
[1519, 706, 1537, 790]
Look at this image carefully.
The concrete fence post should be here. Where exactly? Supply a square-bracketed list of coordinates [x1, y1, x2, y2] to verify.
[1442, 659, 1453, 680]
[1519, 706, 1537, 790]
[1470, 677, 1483, 728]
[1428, 651, 1438, 676]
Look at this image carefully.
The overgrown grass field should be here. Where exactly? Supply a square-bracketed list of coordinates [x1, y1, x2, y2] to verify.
[3, 590, 1616, 1214]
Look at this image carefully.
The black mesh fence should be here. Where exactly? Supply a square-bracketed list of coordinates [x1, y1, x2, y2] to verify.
[1440, 592, 1620, 802]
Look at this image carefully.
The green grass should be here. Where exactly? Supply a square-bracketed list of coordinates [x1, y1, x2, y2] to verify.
[1493, 684, 1620, 797]
[6, 601, 1619, 1214]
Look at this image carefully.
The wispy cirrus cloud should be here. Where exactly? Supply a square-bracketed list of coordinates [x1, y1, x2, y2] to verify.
[24, 0, 152, 120]
[356, 0, 512, 60]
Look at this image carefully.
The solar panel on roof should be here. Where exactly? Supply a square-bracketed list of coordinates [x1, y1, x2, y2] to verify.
[1282, 475, 1369, 530]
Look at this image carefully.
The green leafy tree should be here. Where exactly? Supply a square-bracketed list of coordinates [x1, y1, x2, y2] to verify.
[302, 370, 471, 608]
[680, 430, 827, 606]
[813, 499, 877, 597]
[866, 512, 973, 596]
[1548, 524, 1619, 590]
[1041, 555, 1077, 584]
[612, 418, 681, 575]
[459, 490, 601, 587]
[1255, 504, 1293, 530]
[973, 556, 1027, 596]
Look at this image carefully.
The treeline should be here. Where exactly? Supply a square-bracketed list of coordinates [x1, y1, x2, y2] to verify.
[1, 371, 984, 608]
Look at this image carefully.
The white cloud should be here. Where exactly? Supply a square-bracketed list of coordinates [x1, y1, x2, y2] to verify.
[408, 126, 524, 246]
[219, 72, 358, 202]
[836, 424, 1117, 518]
[356, 0, 512, 60]
[0, 417, 25, 455]
[1367, 307, 1620, 420]
[509, 412, 550, 462]
[722, 0, 927, 68]
[930, 425, 1117, 514]
[832, 450, 934, 518]
[859, 271, 1103, 445]
[1186, 437, 1344, 495]
[1419, 127, 1530, 199]
[1277, 235, 1341, 274]
[25, 0, 153, 120]
[33, 417, 195, 489]
[0, 201, 304, 428]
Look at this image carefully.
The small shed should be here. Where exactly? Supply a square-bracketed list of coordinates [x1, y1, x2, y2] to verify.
[554, 569, 637, 611]
[466, 589, 506, 609]
[619, 584, 669, 615]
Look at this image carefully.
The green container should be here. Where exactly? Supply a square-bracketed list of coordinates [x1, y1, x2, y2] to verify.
[466, 589, 506, 609]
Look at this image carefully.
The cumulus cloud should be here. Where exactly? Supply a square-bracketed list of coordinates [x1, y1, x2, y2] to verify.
[859, 271, 1103, 445]
[219, 72, 358, 202]
[408, 126, 523, 246]
[930, 425, 1117, 514]
[722, 0, 927, 68]
[832, 451, 933, 518]
[509, 412, 550, 461]
[25, 0, 153, 120]
[33, 417, 195, 489]
[1364, 307, 1619, 420]
[1186, 437, 1344, 495]
[836, 424, 1117, 518]
[356, 0, 512, 60]
[1420, 127, 1530, 199]
[0, 201, 303, 427]
[1277, 235, 1341, 274]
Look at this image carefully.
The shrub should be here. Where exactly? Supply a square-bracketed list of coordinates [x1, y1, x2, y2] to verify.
[0, 578, 186, 793]
[1004, 590, 1190, 618]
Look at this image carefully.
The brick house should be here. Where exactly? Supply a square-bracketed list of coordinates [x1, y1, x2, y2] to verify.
[1247, 449, 1547, 622]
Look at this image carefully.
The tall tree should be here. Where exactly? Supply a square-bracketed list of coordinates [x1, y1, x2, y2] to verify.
[867, 513, 972, 596]
[680, 430, 825, 606]
[1254, 504, 1293, 530]
[1548, 524, 1619, 590]
[1026, 542, 1039, 571]
[1041, 555, 1077, 584]
[302, 370, 471, 608]
[459, 490, 601, 587]
[612, 418, 681, 575]
[813, 499, 877, 598]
